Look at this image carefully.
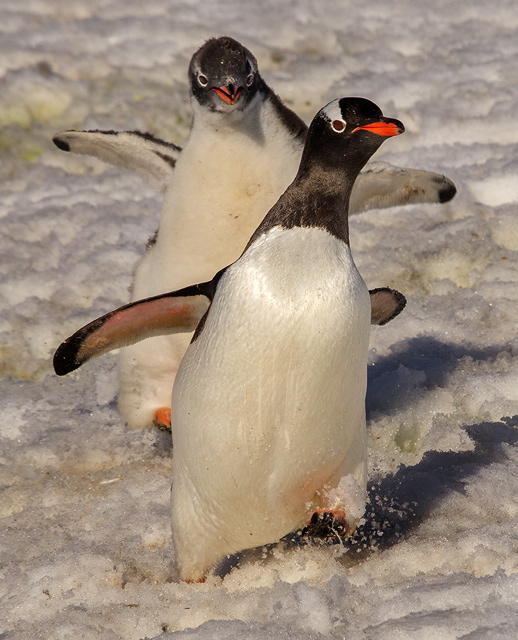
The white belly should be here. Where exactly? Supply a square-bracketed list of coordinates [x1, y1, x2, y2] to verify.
[118, 101, 301, 428]
[134, 101, 302, 296]
[170, 226, 371, 581]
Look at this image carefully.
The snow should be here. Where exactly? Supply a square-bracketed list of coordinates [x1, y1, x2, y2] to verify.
[1, 0, 517, 638]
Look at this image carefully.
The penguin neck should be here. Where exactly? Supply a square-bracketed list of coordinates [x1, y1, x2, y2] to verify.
[191, 89, 267, 143]
[250, 160, 354, 247]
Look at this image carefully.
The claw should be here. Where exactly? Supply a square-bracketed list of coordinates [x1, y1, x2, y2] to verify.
[185, 577, 206, 584]
[304, 509, 354, 539]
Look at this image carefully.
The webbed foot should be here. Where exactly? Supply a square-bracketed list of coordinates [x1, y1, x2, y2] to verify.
[153, 407, 172, 432]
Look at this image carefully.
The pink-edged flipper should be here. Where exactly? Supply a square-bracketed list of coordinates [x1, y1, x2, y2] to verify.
[53, 281, 214, 376]
[369, 287, 406, 326]
[54, 281, 405, 377]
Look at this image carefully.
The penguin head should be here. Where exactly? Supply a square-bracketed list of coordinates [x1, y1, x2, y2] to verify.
[302, 97, 404, 173]
[189, 37, 262, 113]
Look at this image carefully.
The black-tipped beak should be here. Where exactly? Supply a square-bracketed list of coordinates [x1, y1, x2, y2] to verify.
[352, 118, 404, 137]
[212, 84, 242, 105]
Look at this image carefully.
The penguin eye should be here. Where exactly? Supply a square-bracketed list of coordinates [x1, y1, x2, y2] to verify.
[197, 74, 208, 87]
[246, 73, 255, 86]
[331, 119, 346, 133]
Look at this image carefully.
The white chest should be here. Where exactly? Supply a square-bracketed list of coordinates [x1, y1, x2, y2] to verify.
[158, 100, 302, 270]
[172, 227, 371, 543]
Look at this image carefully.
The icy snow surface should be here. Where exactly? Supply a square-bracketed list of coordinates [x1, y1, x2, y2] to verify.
[1, 0, 518, 638]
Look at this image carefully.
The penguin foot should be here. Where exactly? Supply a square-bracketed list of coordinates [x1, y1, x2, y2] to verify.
[153, 407, 172, 432]
[304, 509, 354, 539]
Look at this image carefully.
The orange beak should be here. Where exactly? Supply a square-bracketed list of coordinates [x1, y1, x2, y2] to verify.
[212, 85, 242, 105]
[352, 120, 404, 137]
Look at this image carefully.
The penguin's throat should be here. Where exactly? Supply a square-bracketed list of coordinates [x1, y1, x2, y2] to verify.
[246, 167, 353, 248]
[277, 173, 353, 244]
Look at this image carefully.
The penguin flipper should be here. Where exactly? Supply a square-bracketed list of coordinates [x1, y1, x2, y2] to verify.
[369, 287, 406, 325]
[53, 284, 211, 376]
[52, 130, 182, 192]
[351, 161, 456, 213]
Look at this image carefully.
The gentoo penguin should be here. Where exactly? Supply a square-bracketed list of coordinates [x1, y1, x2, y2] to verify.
[53, 37, 451, 430]
[54, 96, 406, 582]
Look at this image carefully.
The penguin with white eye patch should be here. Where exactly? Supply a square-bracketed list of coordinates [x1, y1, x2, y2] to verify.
[54, 37, 446, 436]
[55, 96, 406, 583]
[53, 37, 454, 431]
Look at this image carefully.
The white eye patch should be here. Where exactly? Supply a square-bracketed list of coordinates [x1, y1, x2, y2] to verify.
[321, 98, 347, 132]
[331, 119, 346, 132]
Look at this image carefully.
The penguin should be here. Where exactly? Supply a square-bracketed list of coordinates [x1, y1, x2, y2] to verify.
[53, 37, 451, 430]
[54, 96, 406, 582]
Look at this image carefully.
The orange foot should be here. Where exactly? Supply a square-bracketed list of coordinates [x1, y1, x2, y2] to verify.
[305, 509, 354, 539]
[153, 407, 172, 432]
